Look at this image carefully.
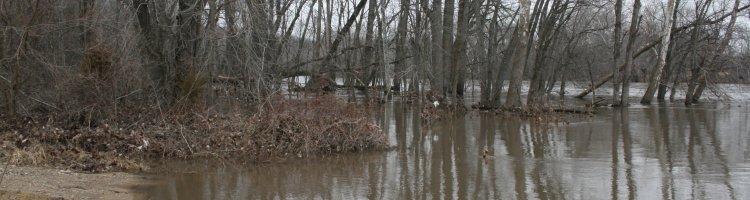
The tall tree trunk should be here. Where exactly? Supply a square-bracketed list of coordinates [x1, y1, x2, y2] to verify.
[480, 2, 494, 106]
[174, 0, 205, 103]
[393, 0, 409, 92]
[314, 0, 324, 70]
[612, 0, 623, 104]
[378, 0, 390, 97]
[526, 0, 550, 106]
[657, 0, 681, 100]
[361, 0, 377, 101]
[527, 0, 571, 106]
[504, 0, 531, 107]
[224, 0, 239, 76]
[325, 0, 335, 80]
[429, 0, 443, 94]
[132, 0, 170, 103]
[641, 0, 677, 104]
[442, 0, 455, 98]
[683, 1, 711, 105]
[450, 0, 470, 100]
[246, 0, 275, 97]
[620, 0, 641, 106]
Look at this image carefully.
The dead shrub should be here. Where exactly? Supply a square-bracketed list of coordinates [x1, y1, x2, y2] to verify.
[56, 74, 111, 129]
[80, 46, 114, 81]
[147, 96, 390, 161]
[0, 95, 388, 172]
[177, 67, 208, 106]
[250, 96, 388, 157]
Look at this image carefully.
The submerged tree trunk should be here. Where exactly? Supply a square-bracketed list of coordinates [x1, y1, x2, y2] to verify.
[612, 0, 623, 104]
[504, 0, 531, 108]
[686, 0, 741, 104]
[393, 0, 409, 92]
[620, 0, 641, 106]
[429, 0, 443, 94]
[527, 0, 571, 107]
[657, 0, 681, 101]
[442, 0, 455, 98]
[641, 0, 676, 104]
[480, 1, 503, 107]
[450, 0, 471, 100]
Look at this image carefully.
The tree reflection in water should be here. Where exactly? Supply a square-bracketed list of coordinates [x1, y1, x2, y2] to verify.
[145, 102, 750, 200]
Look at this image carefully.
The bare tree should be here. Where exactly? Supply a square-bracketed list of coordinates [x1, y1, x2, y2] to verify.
[686, 0, 741, 104]
[620, 0, 642, 106]
[641, 0, 677, 104]
[505, 0, 531, 107]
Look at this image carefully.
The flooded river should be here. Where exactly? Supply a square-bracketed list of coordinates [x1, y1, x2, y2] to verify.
[143, 100, 750, 199]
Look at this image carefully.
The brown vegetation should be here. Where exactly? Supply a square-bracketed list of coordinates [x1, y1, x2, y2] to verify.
[0, 96, 388, 172]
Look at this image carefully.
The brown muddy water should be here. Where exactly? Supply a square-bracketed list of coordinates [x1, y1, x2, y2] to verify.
[143, 101, 750, 200]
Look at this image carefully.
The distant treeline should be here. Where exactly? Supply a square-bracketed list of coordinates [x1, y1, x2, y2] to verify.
[1, 0, 749, 117]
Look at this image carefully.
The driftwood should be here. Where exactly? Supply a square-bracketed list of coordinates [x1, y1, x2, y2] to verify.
[552, 108, 594, 114]
[494, 106, 595, 115]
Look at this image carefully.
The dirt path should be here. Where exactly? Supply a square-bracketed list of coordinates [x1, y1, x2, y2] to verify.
[0, 165, 150, 200]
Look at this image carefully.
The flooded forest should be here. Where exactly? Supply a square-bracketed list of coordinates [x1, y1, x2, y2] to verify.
[1, 0, 750, 199]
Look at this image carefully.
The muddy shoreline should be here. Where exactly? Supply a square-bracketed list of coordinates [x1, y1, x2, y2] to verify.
[0, 165, 151, 200]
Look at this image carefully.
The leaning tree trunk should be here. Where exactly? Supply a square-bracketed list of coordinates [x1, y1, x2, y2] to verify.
[657, 0, 681, 100]
[641, 0, 676, 104]
[319, 0, 369, 74]
[575, 38, 660, 98]
[687, 0, 741, 104]
[527, 0, 571, 107]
